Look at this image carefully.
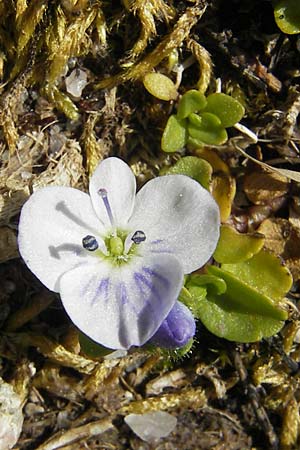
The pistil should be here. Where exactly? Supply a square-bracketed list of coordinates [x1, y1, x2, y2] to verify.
[109, 236, 124, 256]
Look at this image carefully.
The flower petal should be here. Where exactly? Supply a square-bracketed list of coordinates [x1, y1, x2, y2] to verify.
[18, 186, 105, 291]
[128, 174, 220, 273]
[149, 301, 196, 348]
[58, 254, 184, 349]
[89, 157, 136, 228]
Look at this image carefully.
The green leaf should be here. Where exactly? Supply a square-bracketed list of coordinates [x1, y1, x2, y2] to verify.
[221, 249, 293, 301]
[195, 289, 285, 342]
[213, 225, 265, 264]
[192, 259, 290, 342]
[187, 136, 205, 149]
[274, 0, 300, 34]
[161, 115, 187, 152]
[186, 249, 291, 343]
[187, 112, 228, 145]
[143, 72, 178, 100]
[161, 156, 213, 189]
[177, 90, 207, 119]
[187, 273, 227, 296]
[207, 265, 288, 321]
[182, 284, 207, 317]
[204, 93, 245, 128]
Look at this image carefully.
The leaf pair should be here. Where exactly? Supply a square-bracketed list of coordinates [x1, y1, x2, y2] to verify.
[162, 91, 245, 152]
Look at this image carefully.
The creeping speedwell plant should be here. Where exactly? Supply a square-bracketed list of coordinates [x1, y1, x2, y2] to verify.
[18, 157, 220, 350]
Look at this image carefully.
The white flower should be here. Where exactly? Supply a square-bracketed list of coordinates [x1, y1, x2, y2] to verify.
[18, 157, 220, 349]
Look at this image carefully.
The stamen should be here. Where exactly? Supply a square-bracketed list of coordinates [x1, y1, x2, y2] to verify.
[98, 188, 114, 226]
[131, 230, 146, 244]
[82, 235, 99, 251]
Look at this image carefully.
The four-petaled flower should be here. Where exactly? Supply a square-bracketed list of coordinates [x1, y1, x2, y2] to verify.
[18, 158, 220, 349]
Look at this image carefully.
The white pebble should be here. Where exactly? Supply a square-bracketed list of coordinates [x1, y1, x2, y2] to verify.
[65, 69, 88, 98]
[0, 378, 24, 450]
[124, 411, 177, 442]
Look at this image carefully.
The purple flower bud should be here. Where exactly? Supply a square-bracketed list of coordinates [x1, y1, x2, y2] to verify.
[150, 301, 196, 349]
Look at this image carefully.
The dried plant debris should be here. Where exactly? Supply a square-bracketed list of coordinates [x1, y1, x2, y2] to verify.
[0, 0, 300, 449]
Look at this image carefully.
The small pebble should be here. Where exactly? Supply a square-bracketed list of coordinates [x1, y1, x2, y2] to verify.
[124, 411, 177, 442]
[65, 68, 88, 98]
[0, 378, 24, 450]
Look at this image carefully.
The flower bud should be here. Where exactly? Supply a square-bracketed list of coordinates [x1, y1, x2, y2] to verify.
[150, 301, 196, 349]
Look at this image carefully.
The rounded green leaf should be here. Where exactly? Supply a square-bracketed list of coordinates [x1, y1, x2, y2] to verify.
[204, 93, 245, 128]
[161, 156, 213, 189]
[213, 225, 265, 264]
[187, 112, 228, 146]
[187, 273, 227, 296]
[189, 111, 221, 128]
[191, 263, 288, 342]
[274, 0, 300, 34]
[177, 90, 207, 119]
[187, 136, 205, 148]
[143, 73, 178, 101]
[183, 284, 207, 318]
[161, 115, 187, 152]
[207, 265, 288, 321]
[221, 249, 293, 301]
[195, 290, 284, 342]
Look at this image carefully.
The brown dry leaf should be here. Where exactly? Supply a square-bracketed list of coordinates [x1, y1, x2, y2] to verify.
[234, 143, 300, 183]
[244, 170, 290, 205]
[211, 173, 236, 222]
[0, 227, 18, 263]
[257, 218, 300, 280]
[193, 147, 230, 174]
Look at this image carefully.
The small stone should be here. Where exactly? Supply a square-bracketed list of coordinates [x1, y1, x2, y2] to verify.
[0, 378, 24, 450]
[65, 68, 88, 98]
[124, 411, 177, 442]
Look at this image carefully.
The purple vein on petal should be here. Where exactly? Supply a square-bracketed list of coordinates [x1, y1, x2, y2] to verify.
[149, 239, 173, 255]
[142, 267, 170, 289]
[133, 272, 161, 319]
[90, 277, 109, 306]
[116, 282, 138, 314]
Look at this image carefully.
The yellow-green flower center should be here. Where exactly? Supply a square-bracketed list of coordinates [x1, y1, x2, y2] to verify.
[108, 236, 124, 256]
